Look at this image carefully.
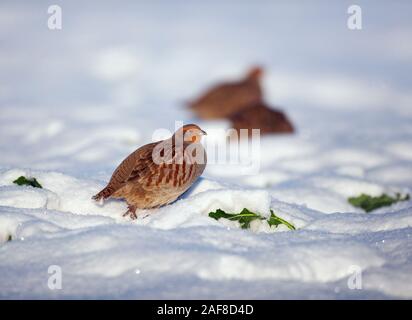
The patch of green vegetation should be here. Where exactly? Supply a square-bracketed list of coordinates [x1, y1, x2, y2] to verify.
[7, 235, 12, 242]
[208, 208, 295, 230]
[13, 176, 42, 188]
[348, 193, 410, 212]
[268, 210, 296, 230]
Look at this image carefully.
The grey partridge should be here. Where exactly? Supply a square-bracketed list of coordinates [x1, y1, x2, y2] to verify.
[188, 66, 263, 119]
[93, 124, 207, 219]
[229, 102, 294, 137]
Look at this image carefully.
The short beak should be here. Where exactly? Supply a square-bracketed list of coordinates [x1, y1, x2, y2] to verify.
[201, 129, 207, 135]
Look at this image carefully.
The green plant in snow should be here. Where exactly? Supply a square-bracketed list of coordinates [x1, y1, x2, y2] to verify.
[209, 208, 295, 230]
[13, 176, 43, 188]
[348, 193, 410, 212]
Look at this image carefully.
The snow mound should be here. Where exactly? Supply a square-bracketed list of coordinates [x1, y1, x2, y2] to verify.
[0, 167, 411, 298]
[0, 169, 312, 235]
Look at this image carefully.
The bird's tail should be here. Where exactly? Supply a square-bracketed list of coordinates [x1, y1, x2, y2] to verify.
[92, 186, 114, 202]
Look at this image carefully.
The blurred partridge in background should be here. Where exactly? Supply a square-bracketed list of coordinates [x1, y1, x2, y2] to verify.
[229, 101, 294, 136]
[188, 66, 263, 119]
[188, 66, 295, 136]
[93, 124, 207, 219]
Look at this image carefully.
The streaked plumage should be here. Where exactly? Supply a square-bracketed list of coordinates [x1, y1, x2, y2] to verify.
[93, 124, 207, 219]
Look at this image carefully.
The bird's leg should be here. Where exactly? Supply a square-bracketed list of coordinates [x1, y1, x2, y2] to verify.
[123, 204, 137, 220]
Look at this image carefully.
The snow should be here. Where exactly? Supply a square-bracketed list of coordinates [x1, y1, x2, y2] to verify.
[1, 0, 412, 299]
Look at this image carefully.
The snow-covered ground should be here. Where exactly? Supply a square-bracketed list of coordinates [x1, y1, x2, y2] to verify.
[1, 1, 412, 299]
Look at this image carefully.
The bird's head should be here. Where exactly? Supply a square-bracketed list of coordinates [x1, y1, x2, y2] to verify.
[174, 124, 207, 144]
[246, 66, 264, 81]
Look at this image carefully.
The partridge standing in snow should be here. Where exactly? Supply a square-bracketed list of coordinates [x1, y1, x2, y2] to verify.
[93, 124, 207, 219]
[188, 66, 263, 119]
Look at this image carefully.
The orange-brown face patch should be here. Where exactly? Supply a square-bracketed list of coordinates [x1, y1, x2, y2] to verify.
[184, 130, 201, 143]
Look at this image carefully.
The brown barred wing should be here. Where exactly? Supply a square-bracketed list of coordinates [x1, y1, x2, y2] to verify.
[137, 144, 206, 192]
[92, 142, 157, 201]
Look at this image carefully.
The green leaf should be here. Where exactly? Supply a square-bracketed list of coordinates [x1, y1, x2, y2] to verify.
[235, 208, 263, 229]
[209, 208, 262, 229]
[208, 208, 295, 230]
[348, 193, 410, 212]
[13, 176, 43, 188]
[268, 210, 296, 230]
[208, 208, 235, 220]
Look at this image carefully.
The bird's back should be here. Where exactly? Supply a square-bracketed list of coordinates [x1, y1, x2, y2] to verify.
[97, 139, 207, 209]
[190, 77, 262, 119]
